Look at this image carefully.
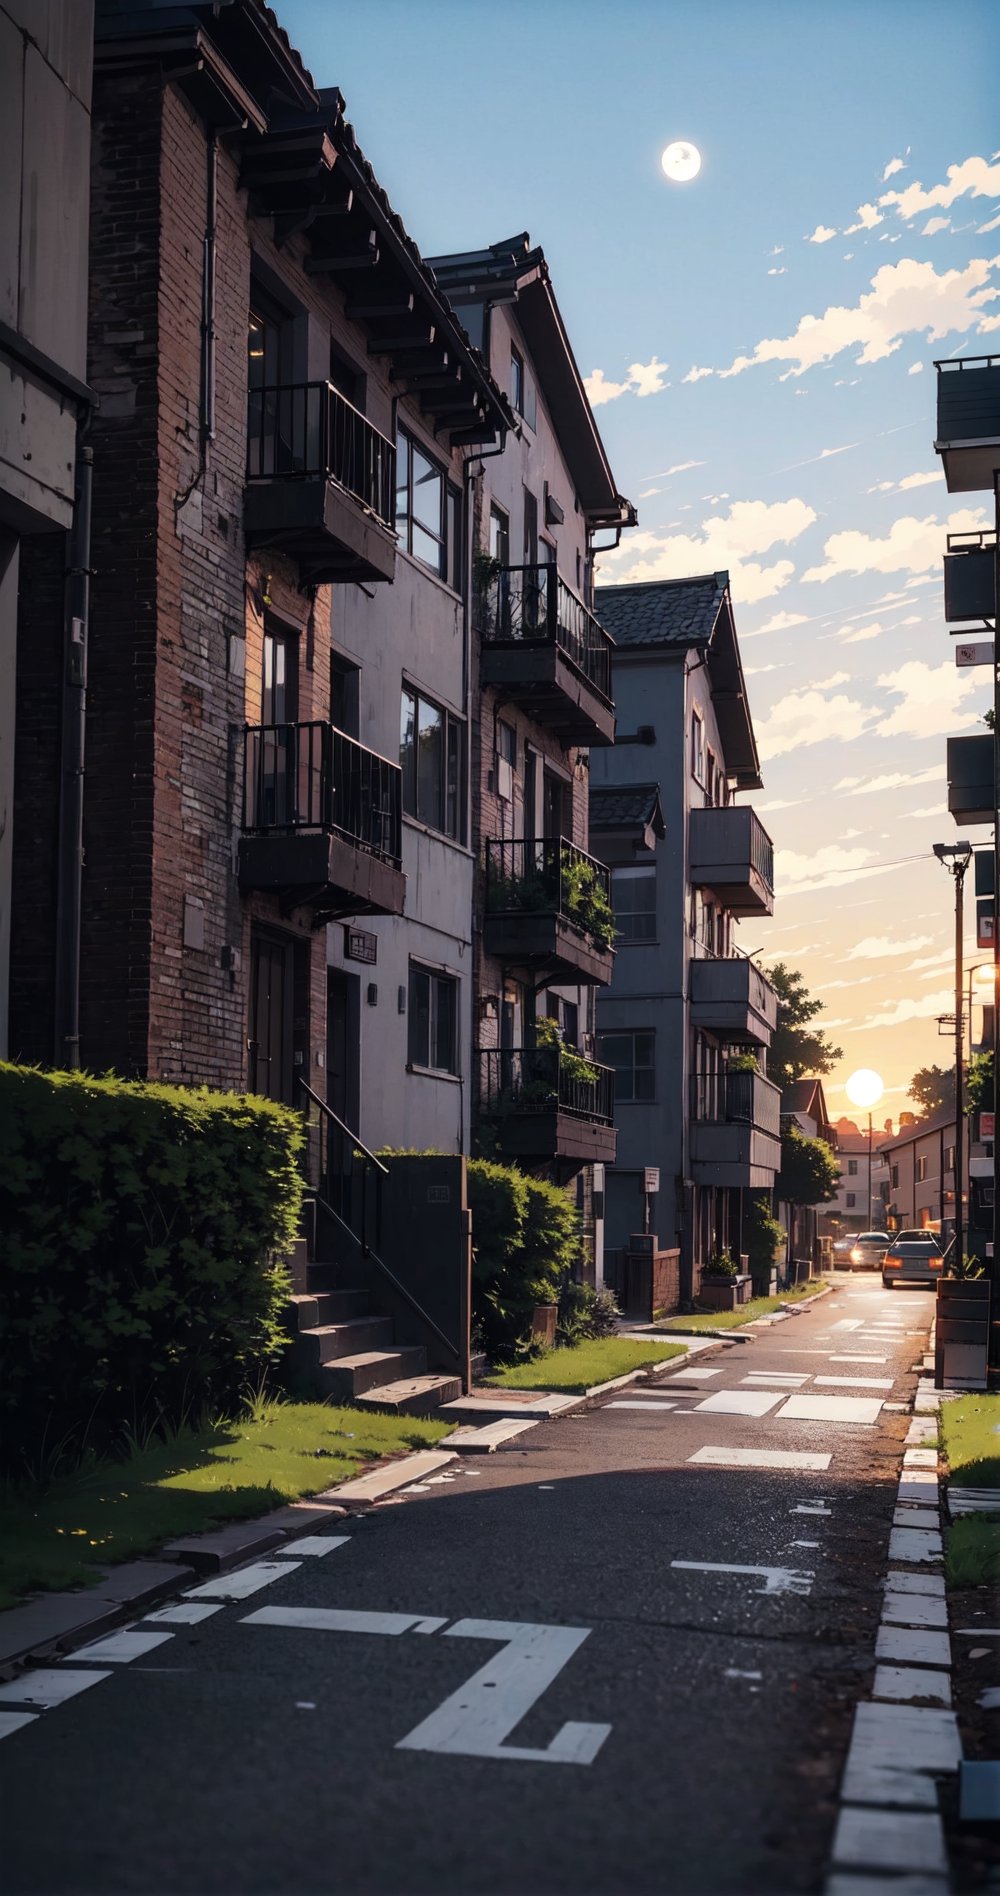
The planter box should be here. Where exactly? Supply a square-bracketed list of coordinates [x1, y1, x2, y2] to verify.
[531, 1303, 558, 1349]
[699, 1273, 752, 1312]
[935, 1277, 990, 1390]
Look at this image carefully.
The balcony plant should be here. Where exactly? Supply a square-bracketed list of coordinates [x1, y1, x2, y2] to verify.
[702, 1249, 739, 1280]
[473, 549, 503, 637]
[535, 1016, 599, 1090]
[560, 849, 616, 952]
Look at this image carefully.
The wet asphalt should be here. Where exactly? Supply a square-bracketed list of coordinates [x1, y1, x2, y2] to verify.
[1, 1275, 934, 1896]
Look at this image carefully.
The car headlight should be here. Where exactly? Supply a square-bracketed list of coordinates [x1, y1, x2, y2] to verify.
[850, 1248, 862, 1262]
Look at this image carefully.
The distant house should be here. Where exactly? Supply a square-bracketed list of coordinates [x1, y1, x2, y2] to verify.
[878, 1106, 984, 1251]
[777, 1077, 835, 1268]
[823, 1117, 891, 1236]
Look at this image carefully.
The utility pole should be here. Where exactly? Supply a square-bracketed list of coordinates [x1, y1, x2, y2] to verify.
[933, 841, 972, 1266]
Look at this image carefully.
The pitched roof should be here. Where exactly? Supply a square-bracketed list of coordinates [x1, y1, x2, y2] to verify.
[781, 1076, 834, 1141]
[594, 574, 729, 648]
[588, 784, 664, 834]
[877, 1104, 959, 1154]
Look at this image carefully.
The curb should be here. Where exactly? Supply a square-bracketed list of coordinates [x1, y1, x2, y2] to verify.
[656, 1280, 835, 1343]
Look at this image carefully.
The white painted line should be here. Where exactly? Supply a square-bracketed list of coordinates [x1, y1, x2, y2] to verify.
[671, 1559, 813, 1596]
[185, 1560, 301, 1600]
[73, 1628, 175, 1664]
[777, 1393, 883, 1425]
[789, 1539, 819, 1548]
[281, 1535, 350, 1557]
[0, 1669, 112, 1710]
[978, 1686, 1000, 1709]
[0, 1711, 39, 1742]
[724, 1668, 762, 1680]
[606, 1399, 676, 1410]
[244, 1607, 433, 1636]
[742, 1373, 809, 1386]
[143, 1602, 223, 1626]
[668, 1366, 723, 1382]
[832, 1805, 948, 1875]
[882, 1592, 949, 1629]
[791, 1502, 832, 1515]
[693, 1389, 786, 1417]
[889, 1527, 943, 1564]
[815, 1375, 894, 1390]
[955, 1626, 1000, 1635]
[411, 1618, 449, 1634]
[830, 1354, 888, 1364]
[396, 1620, 611, 1766]
[831, 1319, 865, 1330]
[688, 1445, 832, 1471]
[885, 1571, 945, 1598]
[877, 1625, 951, 1667]
[873, 1665, 952, 1705]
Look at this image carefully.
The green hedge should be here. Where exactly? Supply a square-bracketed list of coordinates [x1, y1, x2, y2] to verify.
[0, 1064, 303, 1474]
[466, 1159, 583, 1361]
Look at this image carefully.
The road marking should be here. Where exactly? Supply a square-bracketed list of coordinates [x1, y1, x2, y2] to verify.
[668, 1366, 723, 1382]
[606, 1399, 676, 1410]
[284, 1536, 351, 1558]
[789, 1539, 820, 1548]
[671, 1559, 813, 1596]
[815, 1375, 894, 1390]
[688, 1445, 832, 1471]
[693, 1390, 785, 1417]
[244, 1607, 433, 1636]
[0, 1669, 112, 1710]
[742, 1372, 809, 1386]
[396, 1620, 610, 1766]
[725, 1668, 763, 1680]
[831, 1320, 865, 1331]
[791, 1502, 833, 1515]
[185, 1560, 302, 1600]
[412, 1618, 450, 1634]
[143, 1602, 223, 1626]
[73, 1628, 174, 1665]
[0, 1711, 39, 1742]
[830, 1354, 888, 1364]
[778, 1394, 883, 1425]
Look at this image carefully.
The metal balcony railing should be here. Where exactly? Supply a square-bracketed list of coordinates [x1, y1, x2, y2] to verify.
[484, 836, 615, 949]
[480, 1046, 615, 1125]
[478, 563, 613, 700]
[243, 721, 402, 867]
[690, 1069, 782, 1139]
[246, 381, 396, 529]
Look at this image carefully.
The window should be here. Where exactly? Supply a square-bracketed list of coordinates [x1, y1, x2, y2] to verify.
[329, 341, 365, 409]
[847, 1159, 858, 1177]
[945, 1144, 956, 1174]
[511, 345, 525, 416]
[498, 720, 517, 768]
[395, 427, 461, 586]
[691, 711, 705, 784]
[489, 505, 510, 565]
[262, 627, 297, 724]
[846, 1193, 856, 1209]
[916, 1154, 929, 1183]
[892, 1163, 900, 1189]
[399, 687, 465, 840]
[598, 1030, 654, 1103]
[407, 964, 459, 1074]
[612, 866, 656, 942]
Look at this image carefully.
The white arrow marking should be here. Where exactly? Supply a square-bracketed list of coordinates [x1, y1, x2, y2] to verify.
[396, 1619, 610, 1765]
[671, 1560, 814, 1596]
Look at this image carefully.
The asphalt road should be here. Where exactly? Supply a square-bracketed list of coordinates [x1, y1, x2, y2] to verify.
[2, 1275, 934, 1896]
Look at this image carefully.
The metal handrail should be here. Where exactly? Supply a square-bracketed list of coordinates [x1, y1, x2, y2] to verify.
[946, 529, 998, 552]
[246, 379, 396, 528]
[479, 1046, 615, 1125]
[484, 835, 614, 941]
[299, 1079, 387, 1175]
[477, 562, 613, 699]
[690, 1069, 783, 1137]
[242, 720, 403, 868]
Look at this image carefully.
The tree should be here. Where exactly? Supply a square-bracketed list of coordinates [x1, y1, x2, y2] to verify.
[764, 962, 843, 1089]
[908, 1064, 956, 1117]
[776, 1125, 840, 1205]
[967, 1051, 993, 1116]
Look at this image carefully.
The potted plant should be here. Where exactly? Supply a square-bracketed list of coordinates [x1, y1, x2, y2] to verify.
[935, 1252, 990, 1391]
[698, 1248, 750, 1312]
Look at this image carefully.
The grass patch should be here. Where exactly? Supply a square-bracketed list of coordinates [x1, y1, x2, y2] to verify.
[482, 1337, 687, 1394]
[0, 1402, 451, 1611]
[939, 1391, 1000, 1489]
[657, 1279, 829, 1334]
[945, 1514, 1000, 1587]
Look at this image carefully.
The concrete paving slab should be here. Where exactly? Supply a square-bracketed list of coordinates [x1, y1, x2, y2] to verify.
[897, 1474, 938, 1504]
[445, 1420, 540, 1453]
[0, 1711, 38, 1743]
[331, 1450, 458, 1501]
[903, 1449, 939, 1468]
[876, 1624, 951, 1667]
[778, 1394, 883, 1425]
[839, 1764, 939, 1809]
[888, 1527, 943, 1564]
[849, 1701, 961, 1773]
[893, 1506, 940, 1530]
[827, 1875, 947, 1896]
[73, 1628, 175, 1664]
[0, 1594, 123, 1671]
[694, 1389, 785, 1417]
[832, 1805, 947, 1875]
[881, 1593, 948, 1629]
[439, 1393, 578, 1420]
[162, 1523, 287, 1574]
[0, 1668, 112, 1710]
[884, 1571, 945, 1598]
[688, 1445, 833, 1471]
[872, 1665, 952, 1705]
[89, 1561, 194, 1608]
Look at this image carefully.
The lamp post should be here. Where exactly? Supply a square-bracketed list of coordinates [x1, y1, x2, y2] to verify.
[934, 841, 974, 1265]
[846, 1068, 885, 1231]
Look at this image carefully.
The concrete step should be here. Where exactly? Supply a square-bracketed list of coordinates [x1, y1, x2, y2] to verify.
[293, 1316, 395, 1365]
[287, 1289, 373, 1333]
[355, 1373, 463, 1417]
[319, 1346, 428, 1399]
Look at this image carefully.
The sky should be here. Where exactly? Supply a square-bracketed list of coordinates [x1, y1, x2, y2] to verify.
[280, 0, 1000, 1122]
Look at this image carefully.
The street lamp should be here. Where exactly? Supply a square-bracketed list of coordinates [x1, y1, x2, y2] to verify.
[933, 840, 974, 1266]
[846, 1068, 885, 1231]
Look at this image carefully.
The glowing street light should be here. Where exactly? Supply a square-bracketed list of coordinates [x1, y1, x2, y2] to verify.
[846, 1069, 885, 1234]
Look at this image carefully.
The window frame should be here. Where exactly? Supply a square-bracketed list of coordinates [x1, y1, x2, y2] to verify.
[611, 865, 657, 943]
[396, 425, 462, 587]
[399, 684, 466, 842]
[691, 710, 705, 785]
[407, 962, 460, 1076]
[511, 344, 525, 416]
[598, 1028, 655, 1104]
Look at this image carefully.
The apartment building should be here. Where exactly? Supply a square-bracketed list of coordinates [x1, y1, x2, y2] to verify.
[879, 1107, 979, 1249]
[2, 0, 95, 1060]
[823, 1119, 891, 1235]
[589, 573, 779, 1301]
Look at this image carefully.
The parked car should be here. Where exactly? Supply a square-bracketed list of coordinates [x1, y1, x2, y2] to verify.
[849, 1232, 891, 1270]
[882, 1240, 945, 1289]
[894, 1230, 944, 1252]
[832, 1238, 854, 1260]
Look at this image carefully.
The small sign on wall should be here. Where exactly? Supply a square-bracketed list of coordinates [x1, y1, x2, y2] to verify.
[643, 1167, 660, 1195]
[344, 926, 377, 965]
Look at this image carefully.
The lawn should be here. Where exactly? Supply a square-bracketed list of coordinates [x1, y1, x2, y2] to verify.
[657, 1279, 829, 1334]
[0, 1402, 452, 1611]
[483, 1336, 687, 1394]
[939, 1391, 1000, 1488]
[945, 1515, 1000, 1587]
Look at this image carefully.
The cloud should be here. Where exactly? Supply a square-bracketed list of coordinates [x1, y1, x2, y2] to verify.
[844, 203, 883, 235]
[839, 621, 884, 643]
[978, 212, 1000, 236]
[862, 989, 953, 1030]
[812, 671, 851, 689]
[879, 154, 1000, 221]
[922, 216, 951, 236]
[802, 504, 988, 583]
[755, 685, 874, 761]
[875, 659, 980, 740]
[744, 662, 788, 676]
[777, 843, 876, 888]
[882, 156, 908, 182]
[806, 223, 838, 244]
[596, 495, 817, 604]
[628, 355, 669, 398]
[713, 255, 1000, 381]
[683, 365, 714, 383]
[847, 933, 934, 961]
[768, 266, 788, 276]
[638, 486, 661, 500]
[749, 610, 810, 636]
[817, 975, 878, 991]
[901, 802, 949, 820]
[769, 245, 785, 257]
[834, 764, 945, 797]
[780, 442, 859, 471]
[867, 469, 943, 496]
[902, 950, 952, 972]
[908, 360, 924, 373]
[642, 461, 705, 480]
[583, 368, 629, 406]
[584, 355, 669, 406]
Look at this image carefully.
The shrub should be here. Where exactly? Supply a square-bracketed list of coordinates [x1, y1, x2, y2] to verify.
[466, 1159, 584, 1361]
[704, 1249, 738, 1279]
[745, 1192, 785, 1292]
[0, 1064, 303, 1475]
[557, 1280, 621, 1344]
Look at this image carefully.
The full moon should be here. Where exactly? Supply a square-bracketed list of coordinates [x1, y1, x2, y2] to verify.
[661, 140, 701, 183]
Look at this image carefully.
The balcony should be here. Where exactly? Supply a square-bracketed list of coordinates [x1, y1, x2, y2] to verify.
[935, 356, 1000, 493]
[478, 1046, 617, 1168]
[944, 531, 997, 622]
[245, 381, 396, 584]
[689, 955, 779, 1045]
[689, 805, 775, 917]
[947, 733, 994, 828]
[483, 837, 615, 985]
[477, 564, 615, 747]
[690, 1069, 782, 1188]
[239, 722, 406, 922]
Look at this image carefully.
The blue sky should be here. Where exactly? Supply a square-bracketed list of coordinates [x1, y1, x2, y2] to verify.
[281, 0, 1000, 1119]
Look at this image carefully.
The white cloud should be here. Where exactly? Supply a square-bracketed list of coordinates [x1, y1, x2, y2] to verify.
[744, 661, 788, 676]
[802, 505, 987, 583]
[638, 486, 661, 500]
[834, 764, 945, 797]
[768, 266, 788, 276]
[867, 469, 943, 496]
[862, 989, 953, 1030]
[755, 685, 874, 761]
[597, 496, 817, 605]
[713, 255, 1000, 381]
[769, 245, 785, 257]
[628, 355, 669, 398]
[584, 355, 669, 406]
[683, 365, 714, 383]
[806, 223, 838, 244]
[750, 610, 810, 635]
[813, 671, 851, 689]
[642, 461, 705, 480]
[777, 843, 876, 888]
[977, 212, 1000, 236]
[839, 621, 885, 644]
[882, 156, 907, 182]
[908, 360, 924, 373]
[847, 933, 934, 961]
[583, 367, 629, 406]
[922, 216, 951, 236]
[875, 659, 980, 740]
[844, 203, 883, 235]
[901, 802, 949, 821]
[880, 154, 1000, 221]
[902, 950, 952, 972]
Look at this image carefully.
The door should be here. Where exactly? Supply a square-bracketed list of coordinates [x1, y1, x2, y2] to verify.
[522, 488, 541, 629]
[542, 769, 566, 841]
[260, 627, 299, 827]
[248, 932, 295, 1104]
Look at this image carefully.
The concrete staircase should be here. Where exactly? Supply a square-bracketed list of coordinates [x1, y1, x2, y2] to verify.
[284, 1240, 462, 1417]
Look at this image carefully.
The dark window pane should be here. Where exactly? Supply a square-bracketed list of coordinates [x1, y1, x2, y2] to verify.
[446, 717, 461, 840]
[412, 448, 442, 533]
[408, 967, 430, 1066]
[399, 690, 417, 814]
[447, 486, 461, 590]
[416, 698, 443, 829]
[433, 976, 456, 1072]
[411, 523, 444, 575]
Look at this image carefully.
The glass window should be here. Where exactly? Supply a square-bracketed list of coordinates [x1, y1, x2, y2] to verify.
[498, 720, 517, 767]
[511, 346, 525, 415]
[691, 711, 705, 784]
[847, 1159, 858, 1177]
[846, 1193, 856, 1209]
[612, 867, 656, 942]
[399, 686, 465, 841]
[396, 427, 458, 583]
[599, 1030, 654, 1103]
[489, 506, 510, 564]
[408, 963, 459, 1074]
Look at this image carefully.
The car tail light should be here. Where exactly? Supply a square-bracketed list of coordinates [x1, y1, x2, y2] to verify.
[928, 1255, 943, 1270]
[884, 1257, 901, 1269]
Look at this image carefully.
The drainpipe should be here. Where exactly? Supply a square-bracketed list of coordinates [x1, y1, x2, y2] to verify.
[54, 439, 93, 1069]
[201, 131, 218, 444]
